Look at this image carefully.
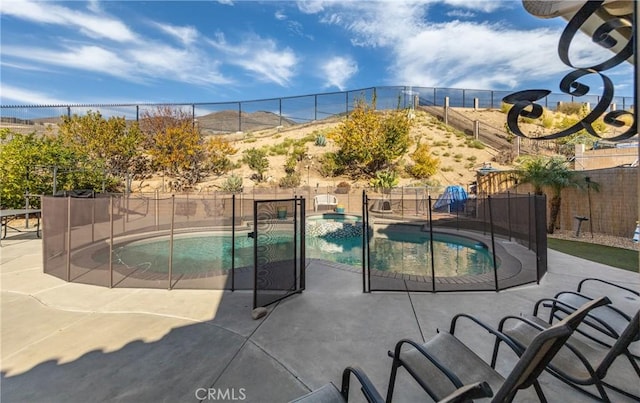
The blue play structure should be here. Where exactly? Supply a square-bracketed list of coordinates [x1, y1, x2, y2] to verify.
[433, 185, 468, 212]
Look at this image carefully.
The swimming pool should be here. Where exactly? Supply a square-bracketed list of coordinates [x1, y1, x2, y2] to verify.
[98, 225, 495, 278]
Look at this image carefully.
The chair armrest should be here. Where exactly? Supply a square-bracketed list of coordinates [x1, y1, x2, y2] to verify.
[497, 315, 596, 375]
[578, 278, 640, 297]
[340, 366, 384, 403]
[438, 381, 493, 403]
[535, 296, 624, 339]
[388, 339, 465, 389]
[449, 313, 526, 357]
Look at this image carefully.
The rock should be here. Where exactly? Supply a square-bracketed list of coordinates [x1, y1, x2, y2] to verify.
[251, 307, 268, 320]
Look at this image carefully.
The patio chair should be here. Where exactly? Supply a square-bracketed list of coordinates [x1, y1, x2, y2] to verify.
[542, 278, 639, 356]
[314, 194, 338, 212]
[289, 366, 493, 403]
[386, 297, 610, 403]
[496, 299, 640, 402]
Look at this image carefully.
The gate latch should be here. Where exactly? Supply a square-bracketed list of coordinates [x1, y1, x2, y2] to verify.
[247, 232, 255, 238]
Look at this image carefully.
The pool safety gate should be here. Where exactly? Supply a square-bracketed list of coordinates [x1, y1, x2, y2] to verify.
[252, 197, 306, 309]
[362, 192, 547, 293]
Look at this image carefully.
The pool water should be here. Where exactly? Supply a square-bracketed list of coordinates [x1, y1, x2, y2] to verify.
[102, 228, 494, 278]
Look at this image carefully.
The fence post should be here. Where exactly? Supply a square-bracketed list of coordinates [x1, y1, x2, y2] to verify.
[427, 196, 436, 292]
[474, 97, 479, 110]
[474, 120, 479, 140]
[444, 96, 449, 125]
[238, 102, 241, 132]
[528, 193, 533, 250]
[66, 196, 71, 282]
[231, 194, 236, 291]
[487, 196, 499, 291]
[507, 191, 512, 241]
[345, 91, 349, 116]
[314, 94, 318, 121]
[362, 190, 369, 293]
[109, 196, 114, 288]
[168, 195, 175, 290]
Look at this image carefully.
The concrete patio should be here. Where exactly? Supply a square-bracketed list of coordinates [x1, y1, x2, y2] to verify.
[1, 234, 639, 402]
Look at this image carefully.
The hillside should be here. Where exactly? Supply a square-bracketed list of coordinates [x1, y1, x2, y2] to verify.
[135, 109, 514, 193]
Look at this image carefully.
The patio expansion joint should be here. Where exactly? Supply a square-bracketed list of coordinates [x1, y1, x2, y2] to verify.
[405, 287, 426, 343]
[204, 299, 309, 395]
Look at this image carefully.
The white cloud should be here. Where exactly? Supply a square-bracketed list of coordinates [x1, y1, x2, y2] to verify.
[2, 45, 134, 78]
[446, 9, 476, 18]
[0, 0, 137, 42]
[275, 10, 287, 20]
[312, 2, 623, 91]
[0, 84, 71, 105]
[153, 23, 199, 46]
[208, 34, 299, 86]
[322, 56, 358, 90]
[441, 0, 510, 13]
[297, 1, 326, 14]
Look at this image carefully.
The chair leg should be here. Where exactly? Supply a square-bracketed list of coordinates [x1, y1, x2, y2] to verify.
[491, 338, 501, 368]
[386, 358, 401, 403]
[594, 379, 611, 403]
[533, 380, 548, 403]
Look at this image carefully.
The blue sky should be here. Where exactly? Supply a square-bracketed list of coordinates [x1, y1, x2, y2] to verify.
[0, 0, 634, 106]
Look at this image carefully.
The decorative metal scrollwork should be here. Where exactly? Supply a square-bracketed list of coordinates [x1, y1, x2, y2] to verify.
[503, 0, 635, 142]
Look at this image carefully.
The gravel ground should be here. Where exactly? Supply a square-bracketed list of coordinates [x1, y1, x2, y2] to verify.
[548, 229, 640, 251]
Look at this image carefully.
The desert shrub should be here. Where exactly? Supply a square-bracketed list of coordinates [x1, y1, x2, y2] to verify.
[318, 152, 342, 177]
[407, 143, 439, 179]
[541, 111, 554, 128]
[467, 155, 477, 162]
[242, 148, 269, 182]
[205, 137, 237, 176]
[500, 102, 513, 114]
[284, 155, 297, 174]
[269, 142, 289, 156]
[279, 172, 301, 188]
[369, 170, 398, 192]
[556, 102, 584, 115]
[493, 149, 518, 165]
[315, 134, 327, 146]
[221, 174, 243, 193]
[441, 166, 454, 172]
[291, 144, 308, 161]
[335, 181, 351, 194]
[300, 133, 316, 143]
[466, 139, 485, 149]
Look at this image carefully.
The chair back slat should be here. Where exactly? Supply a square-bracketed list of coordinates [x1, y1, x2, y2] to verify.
[494, 296, 611, 402]
[596, 310, 640, 379]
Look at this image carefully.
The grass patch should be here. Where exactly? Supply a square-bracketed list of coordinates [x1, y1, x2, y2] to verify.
[547, 238, 638, 272]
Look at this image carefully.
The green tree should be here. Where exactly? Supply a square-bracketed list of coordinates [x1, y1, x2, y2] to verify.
[0, 130, 116, 208]
[329, 100, 411, 177]
[140, 106, 205, 190]
[242, 148, 269, 182]
[516, 156, 588, 234]
[58, 110, 146, 189]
